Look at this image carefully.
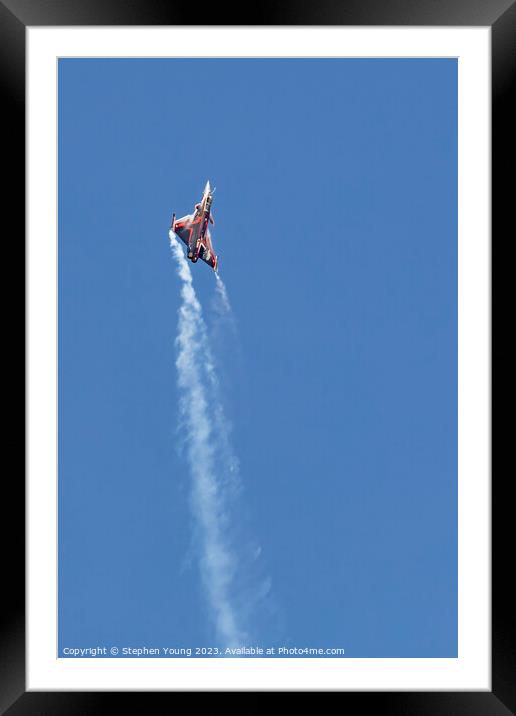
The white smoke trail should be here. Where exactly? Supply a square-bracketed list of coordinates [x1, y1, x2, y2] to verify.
[214, 273, 232, 314]
[169, 230, 247, 648]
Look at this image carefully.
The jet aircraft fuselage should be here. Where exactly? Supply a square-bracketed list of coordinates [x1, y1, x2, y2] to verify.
[171, 181, 218, 272]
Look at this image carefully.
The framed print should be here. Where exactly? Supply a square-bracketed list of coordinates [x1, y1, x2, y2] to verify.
[3, 0, 514, 710]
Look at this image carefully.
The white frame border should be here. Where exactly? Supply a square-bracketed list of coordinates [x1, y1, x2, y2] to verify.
[27, 26, 490, 691]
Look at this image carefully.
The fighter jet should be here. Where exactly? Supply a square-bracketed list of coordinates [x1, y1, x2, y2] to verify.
[171, 181, 219, 272]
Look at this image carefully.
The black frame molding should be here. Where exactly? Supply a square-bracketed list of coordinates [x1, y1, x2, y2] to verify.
[6, 0, 515, 712]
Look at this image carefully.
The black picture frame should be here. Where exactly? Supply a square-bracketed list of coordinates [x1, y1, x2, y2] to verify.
[5, 0, 514, 711]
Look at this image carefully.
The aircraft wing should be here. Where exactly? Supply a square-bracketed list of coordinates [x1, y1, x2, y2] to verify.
[200, 252, 218, 270]
[173, 215, 193, 246]
[174, 214, 192, 226]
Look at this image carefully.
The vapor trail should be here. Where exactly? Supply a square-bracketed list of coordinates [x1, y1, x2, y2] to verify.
[169, 230, 246, 648]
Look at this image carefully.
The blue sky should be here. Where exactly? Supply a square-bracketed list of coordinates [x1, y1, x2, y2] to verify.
[58, 58, 457, 657]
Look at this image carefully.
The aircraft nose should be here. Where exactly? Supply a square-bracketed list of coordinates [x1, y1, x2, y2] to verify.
[204, 180, 211, 193]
